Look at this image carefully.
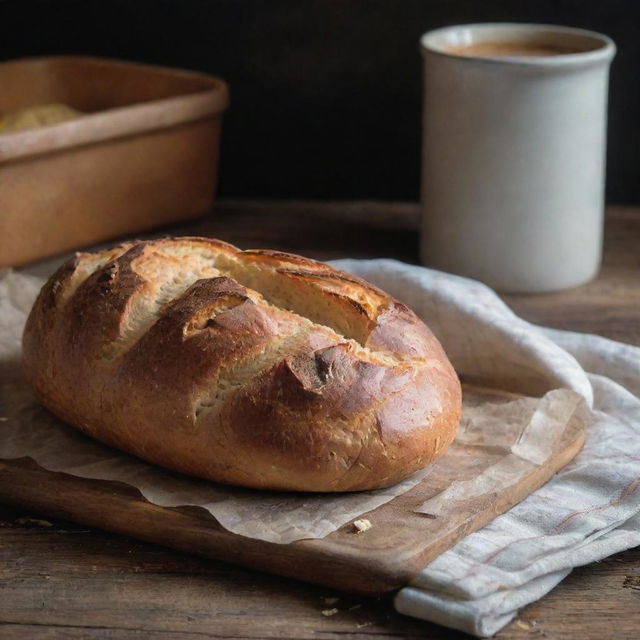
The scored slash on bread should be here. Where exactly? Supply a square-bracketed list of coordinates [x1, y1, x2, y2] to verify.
[22, 237, 461, 492]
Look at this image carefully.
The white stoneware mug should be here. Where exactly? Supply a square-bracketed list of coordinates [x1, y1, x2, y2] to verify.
[420, 24, 616, 293]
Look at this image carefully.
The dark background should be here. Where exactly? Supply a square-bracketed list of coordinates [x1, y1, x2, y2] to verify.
[1, 0, 636, 202]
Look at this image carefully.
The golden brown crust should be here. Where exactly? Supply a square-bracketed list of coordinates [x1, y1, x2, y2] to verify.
[22, 237, 461, 492]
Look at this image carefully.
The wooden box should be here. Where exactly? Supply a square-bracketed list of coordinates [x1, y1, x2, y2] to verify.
[0, 56, 229, 267]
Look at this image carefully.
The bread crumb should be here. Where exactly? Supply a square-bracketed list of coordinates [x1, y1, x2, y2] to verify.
[623, 576, 640, 590]
[357, 621, 372, 629]
[15, 517, 53, 528]
[353, 519, 372, 533]
[321, 608, 339, 617]
[514, 618, 536, 630]
[322, 597, 339, 605]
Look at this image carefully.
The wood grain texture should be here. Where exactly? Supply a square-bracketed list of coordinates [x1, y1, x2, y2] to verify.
[1, 509, 638, 640]
[3, 201, 639, 639]
[0, 504, 469, 640]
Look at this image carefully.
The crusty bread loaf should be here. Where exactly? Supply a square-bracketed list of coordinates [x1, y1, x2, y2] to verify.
[22, 237, 461, 492]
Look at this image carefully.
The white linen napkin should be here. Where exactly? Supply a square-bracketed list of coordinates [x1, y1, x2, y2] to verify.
[332, 259, 640, 637]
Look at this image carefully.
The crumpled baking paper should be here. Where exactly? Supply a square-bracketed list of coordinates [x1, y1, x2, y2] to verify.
[1, 267, 581, 549]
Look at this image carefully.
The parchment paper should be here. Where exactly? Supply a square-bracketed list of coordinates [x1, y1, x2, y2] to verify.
[0, 269, 582, 545]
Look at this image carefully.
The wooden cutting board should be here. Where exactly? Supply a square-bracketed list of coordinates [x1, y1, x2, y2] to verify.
[0, 402, 584, 595]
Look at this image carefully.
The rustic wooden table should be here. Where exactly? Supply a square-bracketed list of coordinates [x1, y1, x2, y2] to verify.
[2, 201, 639, 639]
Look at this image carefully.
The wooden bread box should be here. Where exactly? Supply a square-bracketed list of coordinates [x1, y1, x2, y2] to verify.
[0, 56, 229, 267]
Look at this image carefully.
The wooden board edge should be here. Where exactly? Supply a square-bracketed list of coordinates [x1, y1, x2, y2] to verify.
[0, 411, 586, 595]
[0, 459, 400, 594]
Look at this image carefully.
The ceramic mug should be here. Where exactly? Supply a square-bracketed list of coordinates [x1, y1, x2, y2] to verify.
[419, 24, 616, 293]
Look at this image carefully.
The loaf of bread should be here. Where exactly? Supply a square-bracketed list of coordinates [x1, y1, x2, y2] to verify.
[22, 238, 461, 492]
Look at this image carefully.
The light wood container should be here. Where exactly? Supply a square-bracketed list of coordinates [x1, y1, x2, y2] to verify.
[0, 56, 229, 267]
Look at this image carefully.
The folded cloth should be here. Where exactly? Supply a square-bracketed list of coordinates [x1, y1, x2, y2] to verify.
[332, 259, 640, 638]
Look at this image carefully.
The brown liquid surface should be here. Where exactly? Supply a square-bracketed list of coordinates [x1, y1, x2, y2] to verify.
[446, 41, 579, 58]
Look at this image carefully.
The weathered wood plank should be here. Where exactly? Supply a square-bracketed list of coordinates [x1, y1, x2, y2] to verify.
[0, 508, 463, 640]
[1, 511, 638, 640]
